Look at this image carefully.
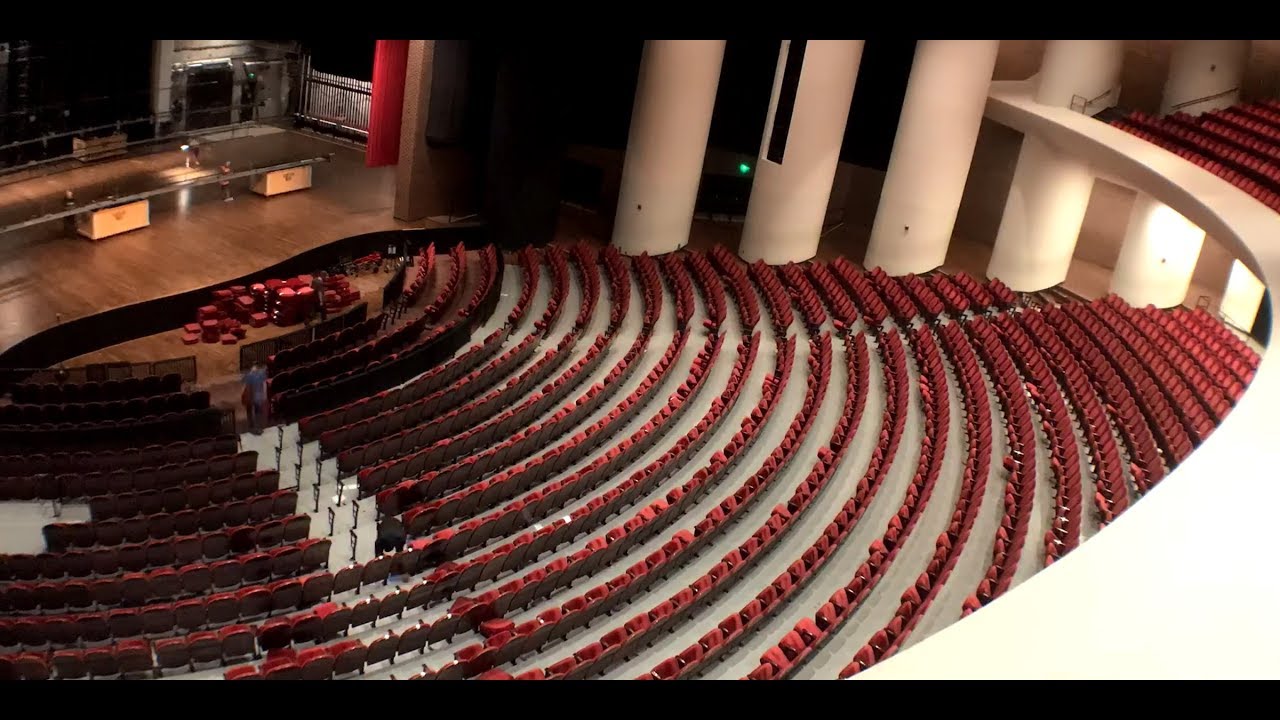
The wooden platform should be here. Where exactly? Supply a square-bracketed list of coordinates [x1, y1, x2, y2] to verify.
[0, 129, 409, 357]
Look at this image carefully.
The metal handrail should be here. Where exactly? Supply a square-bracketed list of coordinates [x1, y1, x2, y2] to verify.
[1171, 86, 1241, 112]
[1070, 86, 1120, 115]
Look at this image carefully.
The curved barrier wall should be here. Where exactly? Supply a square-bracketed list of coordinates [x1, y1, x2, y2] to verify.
[0, 223, 489, 377]
[863, 82, 1278, 679]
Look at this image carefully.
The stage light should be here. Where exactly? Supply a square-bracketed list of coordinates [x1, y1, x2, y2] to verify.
[738, 163, 751, 175]
[180, 144, 190, 152]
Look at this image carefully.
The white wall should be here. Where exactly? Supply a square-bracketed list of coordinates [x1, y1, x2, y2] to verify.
[1034, 40, 1124, 112]
[612, 40, 725, 256]
[1160, 40, 1250, 116]
[739, 40, 864, 264]
[865, 40, 999, 275]
[1110, 194, 1206, 308]
[1221, 258, 1266, 330]
[988, 134, 1095, 290]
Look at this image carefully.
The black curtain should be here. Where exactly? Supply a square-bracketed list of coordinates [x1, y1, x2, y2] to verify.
[301, 38, 376, 81]
[481, 42, 569, 250]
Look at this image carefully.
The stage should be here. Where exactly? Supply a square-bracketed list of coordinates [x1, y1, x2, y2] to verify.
[0, 128, 410, 357]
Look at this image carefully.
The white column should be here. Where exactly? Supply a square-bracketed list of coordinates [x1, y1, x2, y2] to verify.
[611, 40, 725, 256]
[1034, 39, 1124, 113]
[987, 135, 1094, 291]
[1160, 40, 1250, 116]
[152, 40, 177, 132]
[864, 40, 999, 275]
[1110, 194, 1206, 308]
[738, 40, 864, 264]
[1221, 259, 1266, 330]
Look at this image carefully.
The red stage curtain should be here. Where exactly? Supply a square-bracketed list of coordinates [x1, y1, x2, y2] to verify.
[366, 39, 410, 168]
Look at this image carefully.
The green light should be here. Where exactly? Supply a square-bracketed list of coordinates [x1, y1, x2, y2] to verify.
[738, 163, 751, 175]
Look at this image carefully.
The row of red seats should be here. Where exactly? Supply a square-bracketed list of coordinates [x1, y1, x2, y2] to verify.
[0, 450, 257, 504]
[397, 243, 437, 312]
[271, 244, 498, 416]
[744, 325, 918, 680]
[315, 249, 561, 457]
[515, 298, 830, 681]
[341, 247, 599, 480]
[0, 509, 307, 584]
[1062, 304, 1194, 465]
[401, 329, 728, 567]
[391, 274, 808, 676]
[928, 273, 972, 316]
[711, 245, 761, 331]
[1044, 306, 1165, 493]
[382, 263, 667, 527]
[1106, 298, 1233, 422]
[11, 373, 184, 406]
[1111, 117, 1280, 213]
[0, 435, 238, 480]
[1176, 306, 1259, 380]
[383, 251, 640, 491]
[1019, 311, 1130, 525]
[0, 391, 208, 427]
[831, 257, 889, 326]
[647, 277, 873, 681]
[901, 273, 947, 320]
[0, 537, 331, 654]
[226, 321, 762, 671]
[267, 317, 384, 376]
[422, 243, 466, 321]
[779, 264, 828, 331]
[390, 331, 666, 534]
[1089, 301, 1216, 445]
[2, 538, 316, 615]
[297, 248, 545, 443]
[994, 314, 1084, 562]
[688, 253, 727, 328]
[42, 489, 297, 552]
[83, 463, 268, 521]
[351, 249, 633, 495]
[867, 267, 921, 322]
[750, 261, 795, 337]
[2, 638, 153, 680]
[220, 330, 732, 671]
[459, 245, 500, 319]
[949, 270, 997, 311]
[837, 322, 988, 678]
[965, 316, 1037, 606]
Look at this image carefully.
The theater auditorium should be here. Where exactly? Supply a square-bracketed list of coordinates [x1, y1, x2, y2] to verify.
[0, 38, 1274, 680]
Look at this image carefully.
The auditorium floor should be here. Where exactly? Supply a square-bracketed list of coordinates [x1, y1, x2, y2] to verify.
[0, 129, 411, 356]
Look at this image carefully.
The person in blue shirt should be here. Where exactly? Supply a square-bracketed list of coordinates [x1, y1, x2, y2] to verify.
[243, 362, 269, 434]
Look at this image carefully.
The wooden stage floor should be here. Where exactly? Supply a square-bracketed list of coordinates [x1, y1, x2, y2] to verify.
[0, 129, 410, 357]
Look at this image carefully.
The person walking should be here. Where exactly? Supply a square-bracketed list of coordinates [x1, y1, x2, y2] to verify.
[63, 190, 77, 235]
[311, 272, 328, 323]
[242, 362, 269, 434]
[220, 161, 233, 201]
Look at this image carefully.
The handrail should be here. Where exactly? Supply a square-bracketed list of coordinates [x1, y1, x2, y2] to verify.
[1170, 86, 1240, 112]
[1070, 85, 1121, 115]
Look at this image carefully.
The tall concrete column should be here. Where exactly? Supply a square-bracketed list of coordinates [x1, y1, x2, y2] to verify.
[987, 135, 1094, 291]
[394, 40, 436, 222]
[1035, 39, 1124, 114]
[989, 40, 1121, 290]
[152, 40, 177, 134]
[611, 40, 725, 256]
[739, 39, 864, 265]
[864, 40, 999, 275]
[1110, 194, 1205, 308]
[1160, 40, 1250, 116]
